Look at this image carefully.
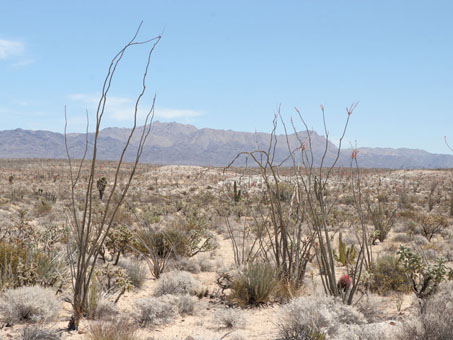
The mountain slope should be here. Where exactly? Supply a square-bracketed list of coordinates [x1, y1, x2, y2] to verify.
[0, 123, 452, 168]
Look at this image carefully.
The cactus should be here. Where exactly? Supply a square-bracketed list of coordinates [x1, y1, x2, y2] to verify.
[333, 233, 357, 266]
[233, 180, 241, 202]
[96, 177, 107, 200]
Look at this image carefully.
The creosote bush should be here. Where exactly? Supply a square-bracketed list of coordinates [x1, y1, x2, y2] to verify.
[0, 286, 61, 324]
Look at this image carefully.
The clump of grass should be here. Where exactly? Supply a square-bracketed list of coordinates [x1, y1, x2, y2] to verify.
[214, 308, 246, 329]
[22, 326, 60, 340]
[87, 318, 140, 340]
[229, 262, 277, 306]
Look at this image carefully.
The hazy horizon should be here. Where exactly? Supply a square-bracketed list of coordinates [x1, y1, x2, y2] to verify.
[1, 1, 453, 154]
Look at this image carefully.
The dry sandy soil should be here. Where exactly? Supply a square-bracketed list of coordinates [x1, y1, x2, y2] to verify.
[0, 159, 452, 340]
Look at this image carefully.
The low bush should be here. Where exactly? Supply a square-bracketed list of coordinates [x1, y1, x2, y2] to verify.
[0, 286, 60, 324]
[369, 255, 411, 295]
[278, 296, 366, 340]
[22, 326, 60, 340]
[396, 282, 453, 340]
[398, 245, 453, 299]
[420, 281, 453, 339]
[135, 293, 197, 327]
[135, 296, 178, 326]
[0, 240, 67, 289]
[229, 262, 277, 306]
[175, 294, 197, 315]
[171, 257, 201, 273]
[118, 258, 148, 288]
[214, 308, 246, 329]
[154, 270, 201, 296]
[87, 318, 140, 340]
[416, 213, 448, 242]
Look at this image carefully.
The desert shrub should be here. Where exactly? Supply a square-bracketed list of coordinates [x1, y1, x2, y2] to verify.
[419, 281, 453, 339]
[104, 225, 135, 265]
[229, 263, 277, 306]
[22, 326, 60, 340]
[273, 181, 294, 202]
[82, 276, 118, 320]
[118, 258, 147, 288]
[413, 235, 429, 246]
[278, 296, 366, 340]
[154, 270, 201, 296]
[0, 240, 67, 289]
[370, 255, 411, 295]
[93, 297, 118, 320]
[398, 245, 453, 299]
[135, 295, 178, 326]
[87, 318, 140, 340]
[367, 201, 396, 243]
[197, 254, 218, 272]
[416, 213, 448, 242]
[95, 263, 133, 304]
[396, 282, 453, 340]
[214, 308, 246, 329]
[142, 206, 163, 224]
[34, 198, 53, 216]
[355, 294, 385, 323]
[171, 257, 201, 273]
[393, 223, 410, 233]
[392, 233, 413, 243]
[175, 294, 198, 315]
[171, 205, 218, 257]
[0, 286, 60, 324]
[341, 195, 355, 206]
[0, 239, 27, 288]
[134, 226, 172, 279]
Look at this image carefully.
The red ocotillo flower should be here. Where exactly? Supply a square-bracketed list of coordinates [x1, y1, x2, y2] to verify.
[338, 274, 352, 292]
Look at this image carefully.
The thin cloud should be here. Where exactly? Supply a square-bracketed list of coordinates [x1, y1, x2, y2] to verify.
[0, 39, 24, 60]
[68, 93, 203, 121]
[10, 59, 35, 68]
[155, 108, 203, 119]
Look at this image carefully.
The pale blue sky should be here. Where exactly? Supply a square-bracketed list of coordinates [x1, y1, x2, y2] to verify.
[1, 1, 452, 153]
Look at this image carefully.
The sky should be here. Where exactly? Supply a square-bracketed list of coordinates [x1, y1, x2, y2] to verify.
[1, 0, 453, 153]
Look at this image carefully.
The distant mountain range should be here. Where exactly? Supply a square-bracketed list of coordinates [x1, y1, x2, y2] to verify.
[0, 122, 452, 169]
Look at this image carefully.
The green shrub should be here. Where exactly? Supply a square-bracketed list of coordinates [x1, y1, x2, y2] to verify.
[34, 199, 53, 216]
[398, 245, 453, 299]
[370, 255, 411, 295]
[0, 241, 66, 289]
[229, 263, 277, 306]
